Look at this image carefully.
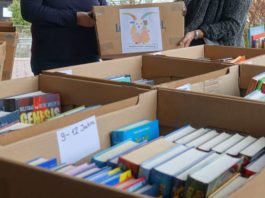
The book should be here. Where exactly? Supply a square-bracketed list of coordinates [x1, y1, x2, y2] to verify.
[88, 167, 121, 183]
[0, 110, 20, 130]
[114, 178, 137, 189]
[3, 93, 61, 124]
[101, 170, 132, 186]
[138, 144, 188, 181]
[75, 167, 102, 179]
[245, 90, 265, 101]
[174, 128, 210, 145]
[186, 155, 242, 198]
[56, 165, 75, 173]
[246, 72, 265, 95]
[65, 163, 95, 176]
[133, 79, 155, 86]
[240, 137, 265, 165]
[27, 157, 47, 166]
[106, 75, 132, 83]
[248, 25, 265, 48]
[199, 133, 231, 152]
[111, 120, 159, 145]
[48, 106, 86, 121]
[124, 177, 146, 192]
[36, 158, 58, 169]
[150, 148, 208, 198]
[212, 134, 245, 154]
[186, 130, 219, 148]
[209, 174, 247, 198]
[164, 125, 196, 142]
[226, 136, 257, 157]
[172, 152, 220, 198]
[244, 153, 265, 177]
[107, 141, 148, 168]
[119, 138, 175, 177]
[134, 185, 159, 196]
[91, 140, 138, 168]
[0, 121, 32, 134]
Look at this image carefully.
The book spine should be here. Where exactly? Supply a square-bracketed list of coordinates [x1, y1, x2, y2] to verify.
[118, 157, 139, 178]
[91, 158, 106, 168]
[0, 110, 20, 129]
[111, 131, 124, 146]
[138, 167, 151, 182]
[149, 169, 174, 198]
[172, 179, 186, 198]
[3, 99, 18, 112]
[185, 176, 208, 198]
[126, 178, 146, 192]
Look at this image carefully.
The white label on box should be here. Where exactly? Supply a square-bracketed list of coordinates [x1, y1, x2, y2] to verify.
[3, 8, 12, 18]
[59, 70, 73, 75]
[120, 7, 163, 54]
[57, 116, 100, 164]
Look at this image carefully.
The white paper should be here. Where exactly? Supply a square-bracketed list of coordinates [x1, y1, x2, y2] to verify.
[57, 116, 100, 164]
[120, 7, 163, 54]
[3, 8, 12, 18]
[59, 70, 73, 75]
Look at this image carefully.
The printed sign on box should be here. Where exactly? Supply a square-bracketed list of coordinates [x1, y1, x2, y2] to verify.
[119, 7, 163, 54]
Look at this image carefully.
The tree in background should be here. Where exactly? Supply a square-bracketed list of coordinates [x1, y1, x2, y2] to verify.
[9, 0, 30, 26]
[248, 0, 265, 26]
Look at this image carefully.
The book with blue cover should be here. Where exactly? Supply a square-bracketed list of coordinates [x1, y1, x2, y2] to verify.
[0, 110, 20, 130]
[150, 148, 208, 198]
[101, 170, 132, 186]
[91, 140, 138, 168]
[36, 158, 58, 169]
[89, 167, 121, 183]
[111, 120, 159, 145]
[138, 144, 188, 181]
[85, 166, 112, 181]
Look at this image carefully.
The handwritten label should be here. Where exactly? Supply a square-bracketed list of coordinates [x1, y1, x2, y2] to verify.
[59, 70, 73, 75]
[57, 116, 100, 164]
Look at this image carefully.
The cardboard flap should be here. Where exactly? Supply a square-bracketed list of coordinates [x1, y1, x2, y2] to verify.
[94, 2, 185, 58]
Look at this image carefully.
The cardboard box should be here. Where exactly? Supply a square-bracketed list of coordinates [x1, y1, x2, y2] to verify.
[158, 64, 265, 100]
[0, 89, 265, 197]
[242, 54, 265, 67]
[0, 41, 6, 80]
[94, 2, 185, 59]
[0, 24, 18, 80]
[160, 45, 265, 62]
[44, 55, 232, 89]
[0, 74, 149, 146]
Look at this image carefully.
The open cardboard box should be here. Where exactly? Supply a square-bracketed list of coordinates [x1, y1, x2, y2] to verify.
[93, 2, 185, 59]
[0, 23, 18, 80]
[0, 89, 265, 197]
[0, 41, 6, 80]
[242, 54, 265, 67]
[0, 74, 150, 146]
[157, 64, 265, 100]
[44, 54, 232, 89]
[159, 45, 265, 62]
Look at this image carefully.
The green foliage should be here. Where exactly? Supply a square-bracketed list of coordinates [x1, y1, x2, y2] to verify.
[9, 0, 30, 26]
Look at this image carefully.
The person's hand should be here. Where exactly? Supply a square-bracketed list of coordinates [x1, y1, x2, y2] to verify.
[179, 31, 195, 48]
[77, 12, 95, 28]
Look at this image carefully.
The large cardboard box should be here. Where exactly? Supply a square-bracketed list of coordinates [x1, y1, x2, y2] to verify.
[160, 45, 265, 62]
[0, 74, 149, 146]
[44, 55, 232, 88]
[0, 41, 6, 80]
[0, 89, 265, 197]
[0, 22, 18, 80]
[94, 2, 185, 59]
[158, 64, 265, 100]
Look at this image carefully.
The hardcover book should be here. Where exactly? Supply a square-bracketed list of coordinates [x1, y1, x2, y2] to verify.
[111, 120, 159, 145]
[3, 93, 61, 124]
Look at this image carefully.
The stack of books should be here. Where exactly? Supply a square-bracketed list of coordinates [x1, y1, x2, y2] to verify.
[26, 122, 265, 198]
[245, 72, 265, 101]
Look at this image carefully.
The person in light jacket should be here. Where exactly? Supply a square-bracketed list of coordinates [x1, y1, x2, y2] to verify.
[180, 0, 252, 47]
[21, 0, 106, 75]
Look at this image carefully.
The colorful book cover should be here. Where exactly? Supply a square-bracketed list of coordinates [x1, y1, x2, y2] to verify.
[246, 72, 265, 95]
[85, 166, 112, 181]
[125, 177, 146, 192]
[3, 93, 61, 124]
[37, 158, 58, 169]
[91, 167, 121, 183]
[111, 120, 159, 145]
[0, 110, 19, 130]
[101, 170, 132, 186]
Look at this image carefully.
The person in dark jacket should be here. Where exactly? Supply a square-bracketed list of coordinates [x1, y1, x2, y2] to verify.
[21, 0, 106, 75]
[180, 0, 252, 47]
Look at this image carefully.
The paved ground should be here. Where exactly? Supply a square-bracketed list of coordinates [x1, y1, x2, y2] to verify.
[11, 57, 33, 79]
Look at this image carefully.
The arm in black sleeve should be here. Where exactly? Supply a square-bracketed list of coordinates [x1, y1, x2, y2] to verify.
[199, 0, 251, 41]
[21, 0, 77, 27]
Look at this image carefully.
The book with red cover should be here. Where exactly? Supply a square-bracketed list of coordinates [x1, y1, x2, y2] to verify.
[3, 93, 61, 124]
